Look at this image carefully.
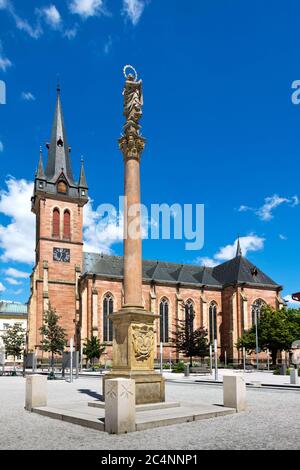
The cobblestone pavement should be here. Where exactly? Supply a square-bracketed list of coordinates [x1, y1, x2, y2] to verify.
[1, 376, 299, 450]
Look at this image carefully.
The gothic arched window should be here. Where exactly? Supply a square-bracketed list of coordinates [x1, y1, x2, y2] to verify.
[52, 208, 60, 238]
[185, 299, 194, 336]
[209, 301, 218, 344]
[159, 297, 169, 343]
[63, 210, 71, 240]
[251, 299, 266, 325]
[103, 293, 113, 342]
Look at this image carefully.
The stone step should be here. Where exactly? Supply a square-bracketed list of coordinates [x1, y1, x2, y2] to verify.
[31, 402, 235, 433]
[32, 406, 105, 431]
[88, 400, 181, 412]
[135, 405, 235, 431]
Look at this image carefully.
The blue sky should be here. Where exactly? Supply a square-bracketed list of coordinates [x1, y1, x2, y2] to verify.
[0, 0, 300, 306]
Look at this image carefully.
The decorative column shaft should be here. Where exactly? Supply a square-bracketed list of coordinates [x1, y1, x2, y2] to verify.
[119, 66, 145, 309]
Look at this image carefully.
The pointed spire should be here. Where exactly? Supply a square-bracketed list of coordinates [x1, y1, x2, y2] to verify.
[44, 85, 74, 183]
[78, 156, 88, 188]
[37, 146, 45, 178]
[236, 236, 242, 257]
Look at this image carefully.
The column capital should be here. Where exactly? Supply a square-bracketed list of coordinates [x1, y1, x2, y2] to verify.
[119, 133, 146, 161]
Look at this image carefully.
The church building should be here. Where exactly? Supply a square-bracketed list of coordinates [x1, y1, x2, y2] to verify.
[27, 88, 284, 361]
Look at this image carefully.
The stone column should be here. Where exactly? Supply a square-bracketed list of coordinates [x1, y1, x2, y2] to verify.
[103, 66, 165, 404]
[122, 145, 144, 308]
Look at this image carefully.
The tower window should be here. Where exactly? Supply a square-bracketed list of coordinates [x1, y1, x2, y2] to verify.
[57, 181, 67, 194]
[63, 210, 71, 240]
[57, 137, 64, 147]
[52, 208, 60, 238]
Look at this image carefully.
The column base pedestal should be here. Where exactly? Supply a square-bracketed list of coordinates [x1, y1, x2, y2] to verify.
[103, 371, 165, 405]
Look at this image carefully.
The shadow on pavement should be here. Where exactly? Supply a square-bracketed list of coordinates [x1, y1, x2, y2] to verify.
[77, 388, 104, 401]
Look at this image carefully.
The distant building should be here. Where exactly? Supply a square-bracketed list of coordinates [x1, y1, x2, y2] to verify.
[0, 301, 28, 363]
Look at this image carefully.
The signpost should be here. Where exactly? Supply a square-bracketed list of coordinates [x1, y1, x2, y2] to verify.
[160, 342, 163, 374]
[209, 344, 213, 375]
[214, 339, 218, 381]
[70, 337, 74, 383]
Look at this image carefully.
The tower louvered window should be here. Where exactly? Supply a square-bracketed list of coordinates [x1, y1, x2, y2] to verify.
[52, 208, 60, 238]
[63, 210, 71, 240]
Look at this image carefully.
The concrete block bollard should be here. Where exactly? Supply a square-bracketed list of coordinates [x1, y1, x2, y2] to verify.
[290, 368, 298, 385]
[223, 375, 247, 412]
[25, 375, 47, 411]
[105, 378, 136, 434]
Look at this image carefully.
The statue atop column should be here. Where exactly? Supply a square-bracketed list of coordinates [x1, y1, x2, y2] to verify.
[122, 65, 143, 131]
[119, 65, 146, 160]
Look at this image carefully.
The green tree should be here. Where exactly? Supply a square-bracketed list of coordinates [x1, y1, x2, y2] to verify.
[83, 336, 106, 369]
[2, 323, 26, 373]
[236, 306, 300, 365]
[39, 304, 67, 374]
[172, 318, 209, 366]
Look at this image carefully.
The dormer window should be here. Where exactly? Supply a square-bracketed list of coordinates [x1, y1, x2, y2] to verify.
[57, 137, 64, 147]
[251, 267, 258, 277]
[57, 180, 67, 194]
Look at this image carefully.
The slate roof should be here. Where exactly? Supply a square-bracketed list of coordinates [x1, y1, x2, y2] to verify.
[44, 87, 74, 184]
[82, 253, 280, 289]
[212, 255, 278, 287]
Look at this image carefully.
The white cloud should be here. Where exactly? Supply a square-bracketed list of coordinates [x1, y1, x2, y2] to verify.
[122, 0, 148, 25]
[0, 0, 9, 10]
[239, 194, 299, 221]
[0, 55, 12, 71]
[0, 177, 35, 264]
[197, 235, 265, 267]
[5, 277, 21, 285]
[279, 234, 287, 240]
[69, 0, 104, 18]
[197, 257, 218, 268]
[257, 195, 290, 221]
[0, 1, 42, 39]
[284, 295, 300, 307]
[0, 282, 6, 292]
[64, 25, 78, 39]
[39, 5, 61, 29]
[21, 91, 35, 101]
[0, 42, 12, 72]
[83, 199, 123, 254]
[104, 35, 112, 55]
[13, 288, 23, 295]
[0, 142, 3, 152]
[4, 267, 29, 279]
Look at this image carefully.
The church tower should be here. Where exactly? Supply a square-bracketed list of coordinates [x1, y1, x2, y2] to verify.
[27, 86, 88, 353]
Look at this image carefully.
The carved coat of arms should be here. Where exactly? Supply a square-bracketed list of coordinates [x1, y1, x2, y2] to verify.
[132, 324, 154, 361]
